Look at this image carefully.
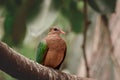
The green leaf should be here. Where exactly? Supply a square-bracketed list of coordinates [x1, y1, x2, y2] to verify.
[2, 14, 15, 46]
[51, 0, 63, 9]
[62, 0, 84, 33]
[27, 0, 43, 21]
[69, 11, 83, 33]
[88, 0, 116, 14]
[5, 0, 22, 14]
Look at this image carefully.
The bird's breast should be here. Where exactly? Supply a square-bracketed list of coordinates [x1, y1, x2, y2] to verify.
[44, 36, 66, 68]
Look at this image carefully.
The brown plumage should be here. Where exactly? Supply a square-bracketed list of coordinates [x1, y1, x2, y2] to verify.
[42, 27, 66, 69]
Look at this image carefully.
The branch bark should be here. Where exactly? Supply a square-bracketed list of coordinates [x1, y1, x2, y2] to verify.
[0, 42, 95, 80]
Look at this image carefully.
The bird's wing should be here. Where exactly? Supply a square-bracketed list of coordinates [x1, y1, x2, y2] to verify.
[36, 40, 48, 63]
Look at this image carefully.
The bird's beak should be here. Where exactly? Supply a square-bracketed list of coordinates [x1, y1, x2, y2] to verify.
[60, 30, 66, 34]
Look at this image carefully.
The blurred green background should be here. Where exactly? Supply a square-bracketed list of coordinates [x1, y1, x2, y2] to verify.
[0, 0, 117, 80]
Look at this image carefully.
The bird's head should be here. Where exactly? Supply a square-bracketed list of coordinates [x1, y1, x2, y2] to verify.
[49, 27, 65, 35]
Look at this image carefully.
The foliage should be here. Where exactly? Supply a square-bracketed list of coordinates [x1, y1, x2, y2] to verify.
[3, 0, 117, 46]
[88, 0, 116, 14]
[61, 0, 84, 33]
[2, 0, 43, 46]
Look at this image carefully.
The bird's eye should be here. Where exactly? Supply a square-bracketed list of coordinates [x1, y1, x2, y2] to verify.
[54, 28, 58, 31]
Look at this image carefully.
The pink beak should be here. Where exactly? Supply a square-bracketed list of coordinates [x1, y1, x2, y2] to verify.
[60, 30, 66, 34]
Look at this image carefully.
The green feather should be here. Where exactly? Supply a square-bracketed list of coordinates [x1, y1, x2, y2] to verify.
[36, 40, 48, 63]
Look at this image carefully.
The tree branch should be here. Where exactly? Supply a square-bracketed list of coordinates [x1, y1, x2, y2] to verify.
[0, 42, 95, 80]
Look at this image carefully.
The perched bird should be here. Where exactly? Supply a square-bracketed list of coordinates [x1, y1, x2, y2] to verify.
[36, 27, 67, 69]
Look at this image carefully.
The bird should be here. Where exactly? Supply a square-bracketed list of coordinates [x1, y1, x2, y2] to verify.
[36, 26, 67, 69]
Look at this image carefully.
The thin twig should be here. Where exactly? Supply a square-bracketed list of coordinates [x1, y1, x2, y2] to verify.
[82, 0, 90, 77]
